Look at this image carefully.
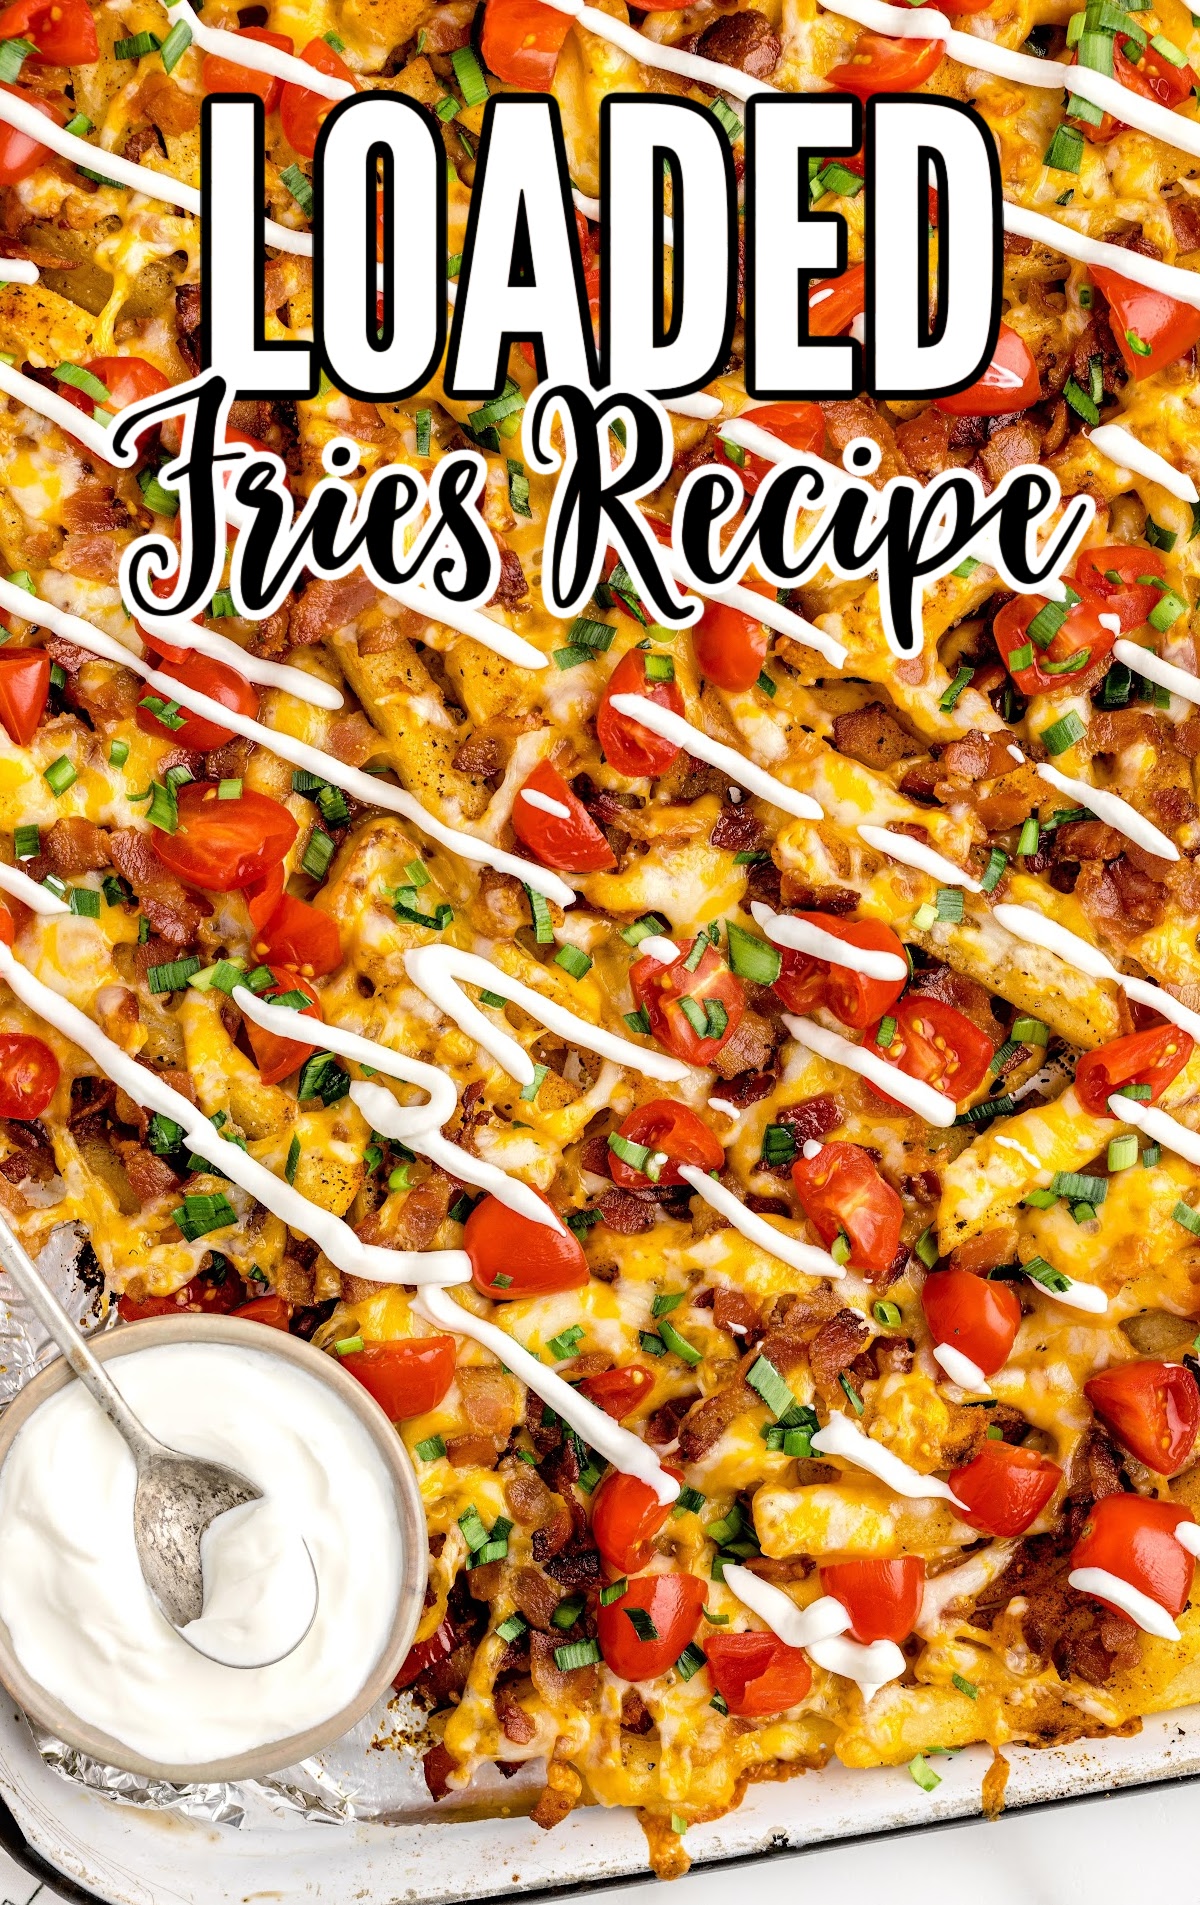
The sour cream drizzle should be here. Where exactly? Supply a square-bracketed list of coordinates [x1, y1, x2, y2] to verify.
[538, 0, 777, 98]
[1036, 762, 1178, 861]
[0, 945, 471, 1287]
[750, 901, 908, 982]
[1089, 425, 1200, 504]
[1034, 1271, 1109, 1315]
[932, 1343, 990, 1392]
[0, 260, 37, 285]
[607, 695, 824, 820]
[414, 1283, 678, 1502]
[993, 902, 1200, 1045]
[520, 788, 572, 820]
[857, 823, 982, 893]
[811, 1411, 965, 1505]
[1066, 1565, 1181, 1639]
[147, 619, 346, 710]
[1108, 1093, 1200, 1169]
[403, 944, 690, 1087]
[674, 1163, 845, 1278]
[653, 547, 848, 667]
[1114, 639, 1200, 708]
[782, 1012, 959, 1127]
[720, 1568, 850, 1648]
[0, 578, 575, 908]
[165, 0, 355, 97]
[0, 863, 69, 917]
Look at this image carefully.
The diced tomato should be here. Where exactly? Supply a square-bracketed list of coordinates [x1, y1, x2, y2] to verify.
[252, 894, 342, 978]
[510, 759, 616, 873]
[480, 0, 571, 86]
[279, 37, 355, 160]
[1074, 1025, 1194, 1117]
[202, 27, 294, 111]
[0, 82, 61, 184]
[1076, 40, 1195, 141]
[772, 913, 908, 1030]
[791, 1140, 902, 1275]
[393, 1616, 455, 1689]
[808, 260, 866, 338]
[464, 1191, 589, 1299]
[922, 1269, 1022, 1379]
[154, 782, 297, 892]
[0, 649, 49, 745]
[575, 1364, 656, 1419]
[337, 1335, 457, 1419]
[1085, 1360, 1200, 1474]
[56, 355, 170, 420]
[934, 323, 1040, 417]
[136, 654, 259, 751]
[1070, 1493, 1196, 1622]
[597, 649, 685, 778]
[0, 1032, 57, 1117]
[992, 592, 1116, 697]
[244, 862, 285, 934]
[233, 1293, 291, 1329]
[819, 1557, 925, 1643]
[1073, 545, 1167, 633]
[591, 1467, 680, 1573]
[608, 1099, 724, 1189]
[242, 965, 321, 1086]
[714, 403, 825, 494]
[597, 1571, 706, 1680]
[0, 899, 13, 946]
[704, 1631, 813, 1716]
[825, 32, 944, 97]
[0, 0, 97, 60]
[118, 1271, 247, 1322]
[949, 1439, 1062, 1536]
[691, 592, 770, 693]
[629, 937, 744, 1067]
[1091, 265, 1200, 379]
[864, 995, 995, 1104]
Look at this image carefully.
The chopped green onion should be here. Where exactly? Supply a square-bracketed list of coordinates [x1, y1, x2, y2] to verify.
[659, 1318, 703, 1365]
[711, 96, 742, 141]
[301, 829, 335, 879]
[761, 1123, 797, 1168]
[1022, 1255, 1072, 1293]
[285, 1135, 301, 1185]
[160, 16, 192, 69]
[952, 1673, 979, 1699]
[915, 1227, 938, 1268]
[280, 163, 313, 217]
[507, 458, 531, 518]
[145, 780, 178, 833]
[138, 468, 178, 516]
[450, 43, 489, 103]
[1023, 1187, 1059, 1209]
[1145, 515, 1177, 552]
[414, 409, 431, 457]
[1041, 711, 1087, 755]
[114, 29, 161, 57]
[624, 1006, 652, 1035]
[980, 847, 1008, 894]
[43, 756, 76, 795]
[554, 943, 592, 980]
[1173, 1200, 1200, 1235]
[939, 665, 975, 711]
[912, 902, 938, 932]
[675, 1641, 707, 1680]
[1012, 1016, 1048, 1045]
[874, 1299, 903, 1328]
[746, 1353, 799, 1421]
[725, 919, 782, 985]
[520, 1062, 548, 1103]
[1044, 122, 1085, 172]
[1050, 1170, 1107, 1204]
[54, 360, 111, 404]
[1063, 376, 1100, 425]
[1107, 1134, 1139, 1171]
[69, 885, 100, 918]
[876, 1015, 897, 1049]
[546, 1324, 584, 1361]
[909, 1755, 941, 1792]
[525, 884, 555, 943]
[172, 1192, 237, 1241]
[935, 887, 964, 923]
[1149, 586, 1187, 632]
[12, 824, 38, 860]
[1142, 1143, 1162, 1168]
[147, 955, 200, 994]
[623, 1607, 659, 1642]
[839, 1370, 864, 1414]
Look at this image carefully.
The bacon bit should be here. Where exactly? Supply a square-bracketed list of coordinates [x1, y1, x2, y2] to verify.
[289, 574, 379, 644]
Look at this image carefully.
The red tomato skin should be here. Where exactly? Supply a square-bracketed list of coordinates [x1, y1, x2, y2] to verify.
[153, 782, 298, 892]
[1085, 1361, 1200, 1474]
[921, 1270, 1022, 1379]
[245, 862, 285, 934]
[243, 965, 321, 1086]
[629, 938, 745, 1067]
[596, 649, 685, 778]
[137, 654, 259, 751]
[253, 894, 342, 978]
[0, 0, 97, 61]
[1070, 1494, 1196, 1620]
[1073, 546, 1166, 633]
[337, 1336, 457, 1419]
[934, 324, 1040, 416]
[713, 403, 824, 493]
[704, 1631, 813, 1716]
[825, 32, 943, 97]
[864, 995, 995, 1103]
[597, 1572, 707, 1680]
[233, 1294, 291, 1330]
[993, 592, 1115, 697]
[0, 900, 12, 946]
[280, 38, 355, 159]
[819, 1557, 926, 1643]
[808, 261, 866, 337]
[393, 1616, 455, 1689]
[1091, 265, 1200, 379]
[1074, 1026, 1194, 1118]
[0, 84, 59, 185]
[591, 1468, 678, 1573]
[692, 593, 773, 692]
[0, 649, 49, 744]
[772, 913, 908, 1029]
[791, 1140, 902, 1275]
[202, 28, 294, 110]
[57, 355, 172, 421]
[0, 1032, 57, 1117]
[949, 1440, 1063, 1537]
[608, 1099, 724, 1189]
[575, 1364, 655, 1419]
[464, 1191, 589, 1299]
[480, 0, 571, 86]
[510, 760, 616, 872]
[119, 1273, 247, 1322]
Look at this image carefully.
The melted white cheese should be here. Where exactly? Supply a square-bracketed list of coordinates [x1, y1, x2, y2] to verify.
[932, 1343, 990, 1392]
[607, 695, 824, 820]
[857, 824, 982, 893]
[674, 1163, 845, 1278]
[1066, 1565, 1182, 1639]
[782, 1012, 959, 1127]
[811, 1411, 963, 1504]
[1089, 426, 1200, 505]
[1037, 762, 1177, 861]
[751, 901, 908, 981]
[1113, 639, 1200, 709]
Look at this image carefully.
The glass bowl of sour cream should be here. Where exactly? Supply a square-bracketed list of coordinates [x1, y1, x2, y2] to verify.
[0, 1313, 429, 1781]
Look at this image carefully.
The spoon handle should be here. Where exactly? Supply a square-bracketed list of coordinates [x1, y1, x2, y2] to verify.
[0, 1212, 161, 1462]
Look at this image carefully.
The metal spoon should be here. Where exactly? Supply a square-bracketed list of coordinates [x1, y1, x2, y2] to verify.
[0, 1211, 317, 1668]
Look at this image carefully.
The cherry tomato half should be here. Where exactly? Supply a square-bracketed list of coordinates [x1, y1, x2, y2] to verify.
[137, 654, 259, 751]
[808, 261, 866, 338]
[791, 1140, 902, 1275]
[118, 1271, 246, 1322]
[280, 37, 355, 160]
[949, 1439, 1063, 1536]
[510, 759, 616, 873]
[629, 937, 745, 1067]
[252, 894, 343, 978]
[934, 323, 1040, 417]
[0, 649, 49, 745]
[152, 782, 298, 892]
[691, 598, 770, 693]
[922, 1269, 1022, 1379]
[576, 1364, 656, 1419]
[591, 1467, 679, 1573]
[0, 900, 13, 947]
[704, 1631, 813, 1716]
[1085, 1360, 1200, 1474]
[0, 0, 96, 60]
[597, 1571, 707, 1680]
[1091, 265, 1200, 380]
[464, 1191, 589, 1299]
[202, 27, 295, 111]
[1075, 1025, 1194, 1117]
[1070, 1493, 1196, 1622]
[1073, 545, 1166, 633]
[597, 648, 685, 779]
[0, 82, 61, 184]
[993, 592, 1116, 697]
[772, 913, 908, 1030]
[233, 1293, 291, 1329]
[57, 355, 170, 421]
[480, 0, 571, 86]
[338, 1335, 457, 1419]
[242, 965, 321, 1086]
[0, 1031, 57, 1117]
[825, 31, 944, 97]
[608, 1098, 724, 1189]
[864, 995, 995, 1104]
[819, 1557, 926, 1642]
[714, 403, 825, 494]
